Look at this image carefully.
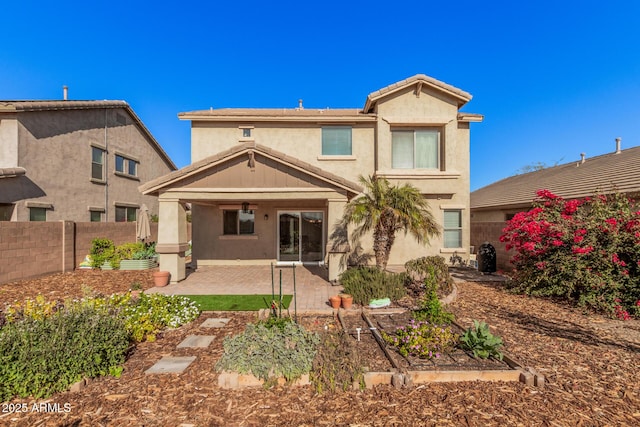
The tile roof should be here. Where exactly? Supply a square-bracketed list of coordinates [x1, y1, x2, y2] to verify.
[140, 142, 364, 195]
[364, 74, 473, 112]
[471, 145, 640, 210]
[0, 100, 176, 170]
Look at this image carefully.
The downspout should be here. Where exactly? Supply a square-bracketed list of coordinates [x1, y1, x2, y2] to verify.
[104, 108, 109, 221]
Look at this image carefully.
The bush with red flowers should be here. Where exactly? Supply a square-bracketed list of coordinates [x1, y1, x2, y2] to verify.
[500, 190, 640, 319]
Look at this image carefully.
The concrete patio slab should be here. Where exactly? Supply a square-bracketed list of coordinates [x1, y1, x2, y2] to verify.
[145, 356, 197, 374]
[177, 335, 215, 348]
[201, 318, 231, 328]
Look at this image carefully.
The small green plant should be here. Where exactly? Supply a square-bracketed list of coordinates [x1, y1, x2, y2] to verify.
[459, 320, 504, 360]
[412, 279, 455, 324]
[130, 281, 143, 291]
[310, 330, 365, 393]
[383, 319, 458, 359]
[3, 294, 62, 323]
[216, 319, 319, 386]
[89, 238, 115, 269]
[118, 293, 201, 342]
[404, 256, 453, 297]
[132, 242, 157, 260]
[340, 267, 406, 305]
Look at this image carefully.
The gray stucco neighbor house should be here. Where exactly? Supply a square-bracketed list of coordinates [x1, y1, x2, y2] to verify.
[0, 100, 176, 222]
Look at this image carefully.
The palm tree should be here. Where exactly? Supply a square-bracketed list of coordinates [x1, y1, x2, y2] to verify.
[342, 175, 440, 270]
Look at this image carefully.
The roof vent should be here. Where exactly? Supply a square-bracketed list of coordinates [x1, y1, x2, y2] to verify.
[297, 99, 304, 110]
[615, 137, 621, 154]
[580, 152, 586, 164]
[63, 85, 68, 100]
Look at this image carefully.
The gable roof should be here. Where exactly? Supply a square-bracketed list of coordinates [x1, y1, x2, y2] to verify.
[471, 145, 640, 210]
[140, 142, 363, 196]
[0, 100, 177, 170]
[363, 74, 473, 113]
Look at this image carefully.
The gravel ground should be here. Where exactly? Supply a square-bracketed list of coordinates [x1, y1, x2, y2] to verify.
[1, 270, 639, 426]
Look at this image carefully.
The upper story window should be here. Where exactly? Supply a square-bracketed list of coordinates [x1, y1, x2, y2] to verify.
[242, 128, 252, 138]
[115, 155, 138, 177]
[223, 210, 255, 235]
[392, 129, 440, 169]
[91, 147, 105, 180]
[322, 127, 352, 156]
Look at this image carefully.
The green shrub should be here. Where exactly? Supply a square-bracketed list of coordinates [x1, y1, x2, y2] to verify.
[404, 256, 453, 297]
[3, 294, 62, 323]
[89, 238, 115, 268]
[501, 190, 640, 319]
[412, 280, 455, 324]
[459, 320, 504, 360]
[0, 305, 129, 401]
[132, 242, 157, 260]
[216, 319, 319, 386]
[310, 330, 365, 393]
[382, 319, 457, 359]
[340, 267, 406, 305]
[117, 293, 201, 342]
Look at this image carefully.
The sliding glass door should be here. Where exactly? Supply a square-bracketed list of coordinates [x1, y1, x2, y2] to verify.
[278, 211, 324, 263]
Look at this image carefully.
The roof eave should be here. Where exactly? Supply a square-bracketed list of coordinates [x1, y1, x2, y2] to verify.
[178, 113, 376, 123]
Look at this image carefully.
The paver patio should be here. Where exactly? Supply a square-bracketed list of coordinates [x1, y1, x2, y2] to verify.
[147, 265, 340, 312]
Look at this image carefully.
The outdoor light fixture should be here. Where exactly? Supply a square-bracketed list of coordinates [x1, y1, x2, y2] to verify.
[242, 202, 249, 213]
[264, 214, 269, 221]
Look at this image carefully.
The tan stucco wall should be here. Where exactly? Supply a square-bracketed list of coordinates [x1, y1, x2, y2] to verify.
[191, 200, 328, 264]
[0, 115, 18, 168]
[191, 122, 375, 184]
[10, 108, 173, 222]
[184, 82, 476, 266]
[470, 208, 528, 223]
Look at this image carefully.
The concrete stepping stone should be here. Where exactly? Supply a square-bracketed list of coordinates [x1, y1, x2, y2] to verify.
[145, 356, 196, 374]
[177, 335, 215, 348]
[200, 318, 231, 328]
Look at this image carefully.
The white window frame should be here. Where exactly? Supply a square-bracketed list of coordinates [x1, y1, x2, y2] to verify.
[443, 210, 462, 248]
[321, 126, 352, 156]
[392, 129, 441, 170]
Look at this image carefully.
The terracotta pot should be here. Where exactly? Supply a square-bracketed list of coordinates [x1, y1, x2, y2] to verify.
[329, 295, 341, 309]
[340, 294, 353, 310]
[152, 271, 170, 287]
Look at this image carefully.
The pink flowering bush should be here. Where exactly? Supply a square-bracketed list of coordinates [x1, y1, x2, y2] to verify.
[500, 190, 640, 319]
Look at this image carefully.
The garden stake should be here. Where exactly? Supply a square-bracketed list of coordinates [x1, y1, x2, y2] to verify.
[293, 263, 297, 323]
[271, 262, 275, 303]
[279, 269, 283, 318]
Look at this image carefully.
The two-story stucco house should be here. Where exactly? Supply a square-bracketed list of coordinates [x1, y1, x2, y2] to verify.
[141, 75, 482, 283]
[0, 99, 176, 222]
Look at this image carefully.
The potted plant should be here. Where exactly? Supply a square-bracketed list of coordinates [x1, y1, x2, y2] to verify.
[120, 242, 157, 270]
[328, 295, 341, 309]
[339, 293, 353, 310]
[152, 271, 170, 287]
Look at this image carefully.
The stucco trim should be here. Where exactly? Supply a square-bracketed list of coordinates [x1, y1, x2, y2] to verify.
[113, 201, 139, 208]
[156, 243, 190, 254]
[25, 201, 53, 209]
[87, 206, 106, 212]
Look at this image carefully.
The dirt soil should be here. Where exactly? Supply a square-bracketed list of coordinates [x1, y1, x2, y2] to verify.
[1, 270, 639, 426]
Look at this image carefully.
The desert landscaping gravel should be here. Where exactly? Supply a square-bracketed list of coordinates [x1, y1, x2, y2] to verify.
[1, 270, 639, 426]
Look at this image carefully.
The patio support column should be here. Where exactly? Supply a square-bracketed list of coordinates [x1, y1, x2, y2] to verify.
[156, 197, 188, 283]
[326, 198, 349, 283]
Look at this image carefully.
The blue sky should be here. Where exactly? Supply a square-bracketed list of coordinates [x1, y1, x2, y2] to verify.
[2, 1, 639, 190]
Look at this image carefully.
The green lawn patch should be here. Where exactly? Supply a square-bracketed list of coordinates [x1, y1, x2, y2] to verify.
[181, 294, 292, 311]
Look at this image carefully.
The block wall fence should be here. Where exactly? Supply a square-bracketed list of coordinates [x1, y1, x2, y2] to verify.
[470, 221, 513, 272]
[0, 222, 192, 284]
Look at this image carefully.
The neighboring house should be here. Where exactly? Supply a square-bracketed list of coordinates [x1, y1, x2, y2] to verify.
[141, 74, 482, 283]
[470, 140, 640, 269]
[0, 99, 176, 222]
